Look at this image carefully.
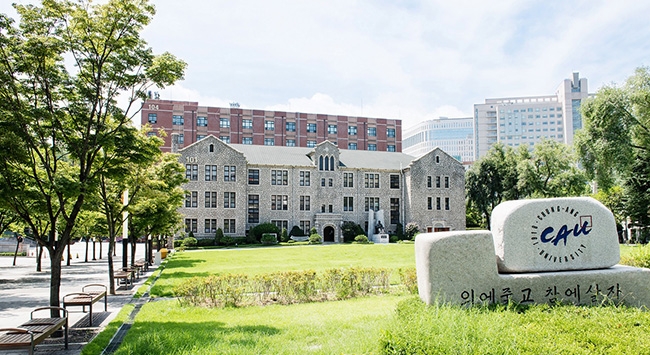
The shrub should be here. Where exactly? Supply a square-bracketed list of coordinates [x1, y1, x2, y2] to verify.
[322, 267, 391, 299]
[309, 234, 322, 244]
[214, 228, 224, 245]
[395, 222, 406, 240]
[249, 223, 280, 243]
[405, 222, 419, 240]
[221, 236, 236, 246]
[389, 235, 399, 243]
[261, 233, 278, 245]
[309, 227, 317, 236]
[342, 221, 366, 243]
[354, 235, 370, 244]
[399, 267, 418, 294]
[182, 237, 198, 248]
[289, 225, 304, 237]
[245, 233, 256, 244]
[173, 240, 183, 248]
[281, 228, 289, 242]
[197, 238, 214, 247]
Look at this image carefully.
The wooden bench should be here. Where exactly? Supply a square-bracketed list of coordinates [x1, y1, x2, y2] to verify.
[0, 306, 68, 355]
[135, 258, 147, 273]
[62, 284, 107, 327]
[114, 269, 134, 289]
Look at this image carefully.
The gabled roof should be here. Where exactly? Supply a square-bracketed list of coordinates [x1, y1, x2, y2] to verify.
[228, 143, 416, 170]
[179, 136, 418, 170]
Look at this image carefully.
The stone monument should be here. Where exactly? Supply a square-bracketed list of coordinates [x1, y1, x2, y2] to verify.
[415, 197, 650, 307]
[368, 210, 389, 244]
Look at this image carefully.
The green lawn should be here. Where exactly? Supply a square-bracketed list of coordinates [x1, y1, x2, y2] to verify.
[101, 243, 650, 354]
[150, 243, 415, 297]
[114, 296, 407, 355]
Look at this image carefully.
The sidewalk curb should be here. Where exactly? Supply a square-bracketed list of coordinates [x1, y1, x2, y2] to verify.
[100, 262, 167, 355]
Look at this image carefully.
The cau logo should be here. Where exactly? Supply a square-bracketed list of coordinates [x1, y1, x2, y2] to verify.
[530, 205, 593, 264]
[540, 221, 592, 247]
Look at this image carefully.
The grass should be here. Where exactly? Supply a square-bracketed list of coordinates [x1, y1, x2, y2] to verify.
[95, 243, 650, 354]
[81, 303, 134, 355]
[380, 298, 650, 354]
[113, 296, 407, 355]
[150, 243, 415, 297]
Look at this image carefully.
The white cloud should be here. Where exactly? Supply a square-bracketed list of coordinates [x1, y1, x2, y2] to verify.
[3, 0, 650, 129]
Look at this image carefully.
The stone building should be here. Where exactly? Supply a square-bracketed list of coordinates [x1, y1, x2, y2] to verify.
[177, 136, 465, 242]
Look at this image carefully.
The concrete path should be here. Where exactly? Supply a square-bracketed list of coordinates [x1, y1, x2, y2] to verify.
[0, 241, 156, 355]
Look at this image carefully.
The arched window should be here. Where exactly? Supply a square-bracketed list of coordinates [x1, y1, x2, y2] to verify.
[324, 155, 329, 171]
[209, 144, 214, 152]
[319, 156, 324, 170]
[330, 156, 335, 171]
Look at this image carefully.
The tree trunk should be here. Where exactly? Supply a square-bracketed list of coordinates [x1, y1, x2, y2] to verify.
[48, 247, 65, 317]
[92, 239, 96, 261]
[84, 238, 89, 262]
[148, 237, 153, 265]
[99, 240, 103, 259]
[107, 238, 116, 295]
[130, 240, 136, 267]
[36, 245, 43, 272]
[66, 241, 71, 266]
[12, 237, 20, 266]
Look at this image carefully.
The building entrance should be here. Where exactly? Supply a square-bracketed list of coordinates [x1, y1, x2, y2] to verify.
[324, 226, 335, 242]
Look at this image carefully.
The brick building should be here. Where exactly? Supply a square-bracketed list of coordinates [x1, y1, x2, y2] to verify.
[141, 99, 402, 153]
[177, 136, 465, 242]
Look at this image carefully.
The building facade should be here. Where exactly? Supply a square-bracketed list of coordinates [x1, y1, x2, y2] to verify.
[402, 116, 475, 165]
[474, 72, 590, 159]
[176, 136, 465, 242]
[141, 99, 402, 153]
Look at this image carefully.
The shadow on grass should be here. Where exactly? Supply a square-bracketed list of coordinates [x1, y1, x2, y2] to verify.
[120, 321, 281, 352]
[163, 257, 206, 269]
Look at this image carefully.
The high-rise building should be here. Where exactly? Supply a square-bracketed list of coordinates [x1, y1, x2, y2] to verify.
[474, 72, 589, 159]
[402, 117, 474, 165]
[141, 99, 402, 153]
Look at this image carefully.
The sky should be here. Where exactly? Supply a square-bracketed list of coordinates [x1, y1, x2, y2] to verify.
[2, 1, 650, 129]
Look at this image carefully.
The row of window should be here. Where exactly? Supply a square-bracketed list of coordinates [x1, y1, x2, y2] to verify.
[185, 195, 442, 228]
[170, 133, 393, 151]
[149, 113, 397, 138]
[186, 218, 236, 234]
[185, 218, 313, 235]
[501, 107, 562, 114]
[186, 164, 237, 181]
[189, 165, 404, 189]
[427, 175, 451, 189]
[427, 197, 451, 210]
[186, 193, 409, 214]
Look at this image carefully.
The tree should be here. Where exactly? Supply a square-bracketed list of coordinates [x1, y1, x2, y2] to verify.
[96, 128, 164, 294]
[576, 67, 650, 238]
[405, 222, 419, 240]
[0, 0, 185, 310]
[465, 143, 521, 229]
[341, 221, 365, 242]
[214, 228, 224, 245]
[517, 139, 588, 198]
[130, 152, 186, 258]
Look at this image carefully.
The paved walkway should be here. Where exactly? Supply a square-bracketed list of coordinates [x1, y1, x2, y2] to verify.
[0, 241, 157, 355]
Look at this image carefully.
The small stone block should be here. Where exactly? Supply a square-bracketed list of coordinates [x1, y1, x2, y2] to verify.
[491, 197, 620, 273]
